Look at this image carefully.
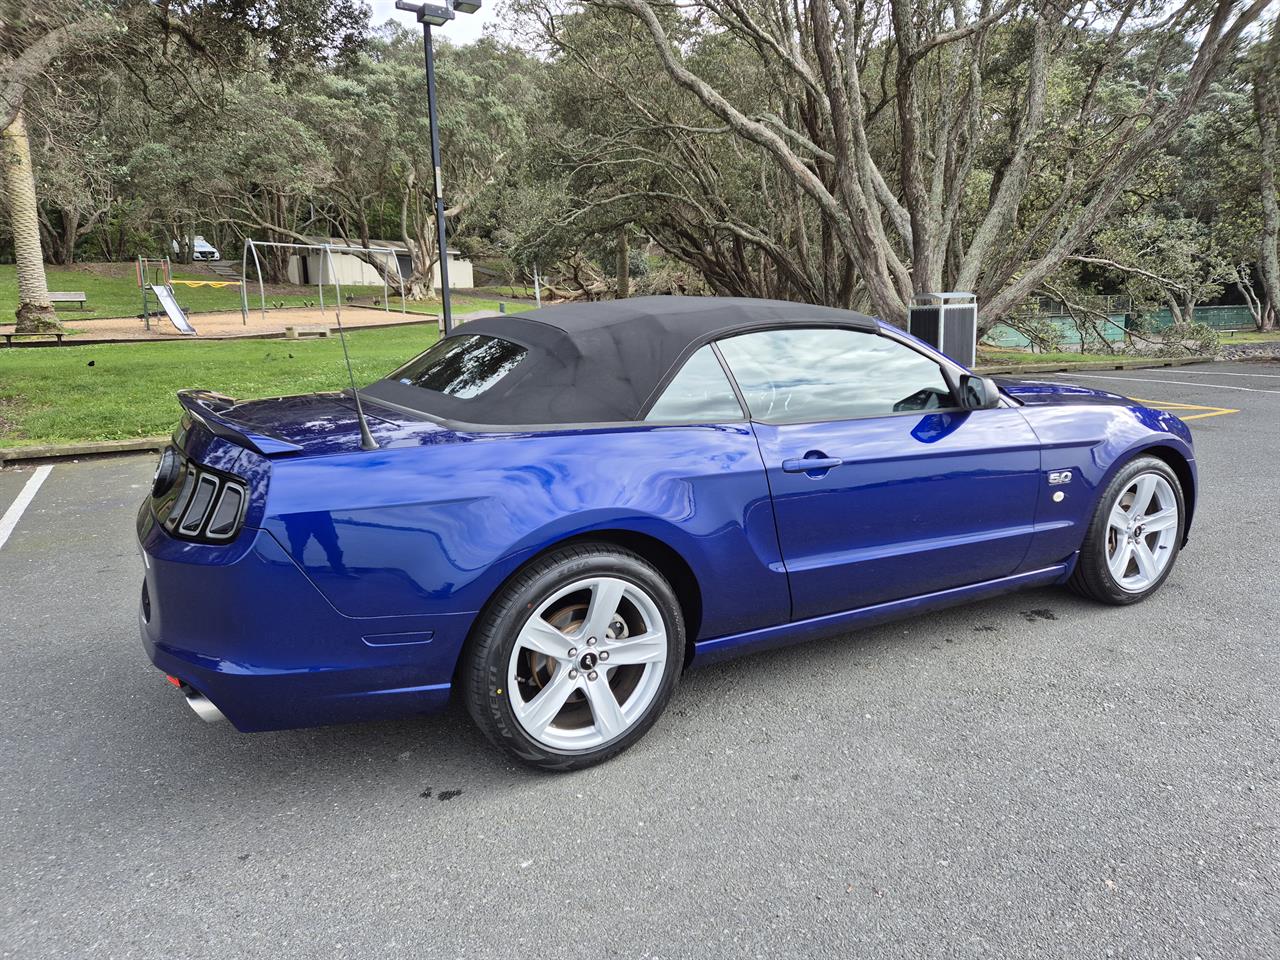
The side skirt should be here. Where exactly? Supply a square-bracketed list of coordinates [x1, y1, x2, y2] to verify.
[690, 563, 1071, 667]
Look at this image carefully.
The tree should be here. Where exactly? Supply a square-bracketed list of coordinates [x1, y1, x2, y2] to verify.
[1081, 215, 1235, 325]
[3, 0, 378, 278]
[521, 0, 1272, 327]
[0, 2, 117, 134]
[1, 1, 119, 329]
[1255, 22, 1280, 328]
[2, 111, 60, 329]
[23, 64, 131, 265]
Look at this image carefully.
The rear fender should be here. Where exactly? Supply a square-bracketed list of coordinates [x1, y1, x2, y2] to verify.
[258, 423, 790, 642]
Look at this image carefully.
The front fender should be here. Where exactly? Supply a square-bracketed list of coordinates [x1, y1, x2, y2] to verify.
[1015, 402, 1196, 571]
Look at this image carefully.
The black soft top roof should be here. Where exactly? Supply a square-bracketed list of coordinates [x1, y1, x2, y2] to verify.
[364, 295, 878, 427]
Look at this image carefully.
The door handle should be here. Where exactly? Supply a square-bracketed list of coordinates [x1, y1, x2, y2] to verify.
[782, 453, 843, 475]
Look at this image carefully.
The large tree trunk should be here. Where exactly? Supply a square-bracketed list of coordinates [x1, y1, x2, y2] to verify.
[2, 112, 61, 332]
[616, 227, 630, 298]
[61, 208, 80, 264]
[1256, 40, 1280, 329]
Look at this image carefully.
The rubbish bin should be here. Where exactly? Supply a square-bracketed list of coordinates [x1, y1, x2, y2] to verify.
[908, 292, 978, 368]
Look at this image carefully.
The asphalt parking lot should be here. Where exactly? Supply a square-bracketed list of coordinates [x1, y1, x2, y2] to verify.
[2, 362, 1277, 959]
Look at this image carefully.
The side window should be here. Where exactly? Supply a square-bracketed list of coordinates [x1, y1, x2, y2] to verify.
[644, 346, 744, 423]
[716, 327, 954, 423]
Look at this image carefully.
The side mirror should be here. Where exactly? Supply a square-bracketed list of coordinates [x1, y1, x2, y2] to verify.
[958, 374, 1000, 410]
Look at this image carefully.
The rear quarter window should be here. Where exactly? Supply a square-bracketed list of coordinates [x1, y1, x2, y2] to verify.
[645, 345, 744, 423]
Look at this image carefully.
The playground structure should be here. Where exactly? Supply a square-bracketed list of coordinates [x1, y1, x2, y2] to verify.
[31, 243, 436, 344]
[136, 257, 198, 335]
[240, 240, 408, 327]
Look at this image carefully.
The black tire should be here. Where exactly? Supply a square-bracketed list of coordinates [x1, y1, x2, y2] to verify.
[461, 542, 685, 772]
[1068, 455, 1186, 605]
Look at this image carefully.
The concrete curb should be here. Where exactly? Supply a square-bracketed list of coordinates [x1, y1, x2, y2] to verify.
[0, 437, 167, 465]
[974, 355, 1216, 375]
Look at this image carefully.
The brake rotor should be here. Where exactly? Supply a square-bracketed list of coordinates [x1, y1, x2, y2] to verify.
[522, 602, 629, 692]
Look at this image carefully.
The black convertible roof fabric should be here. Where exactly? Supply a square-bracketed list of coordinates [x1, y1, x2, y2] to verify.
[364, 295, 878, 427]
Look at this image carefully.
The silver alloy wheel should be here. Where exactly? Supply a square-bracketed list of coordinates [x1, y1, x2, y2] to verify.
[506, 576, 668, 751]
[1106, 472, 1179, 593]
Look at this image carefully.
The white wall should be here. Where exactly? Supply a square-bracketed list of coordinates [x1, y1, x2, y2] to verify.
[285, 250, 473, 290]
[437, 254, 474, 290]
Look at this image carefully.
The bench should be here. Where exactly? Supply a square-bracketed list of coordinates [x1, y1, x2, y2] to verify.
[2, 331, 66, 347]
[49, 292, 87, 309]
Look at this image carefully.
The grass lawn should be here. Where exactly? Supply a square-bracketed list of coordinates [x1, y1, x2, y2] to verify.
[977, 349, 1132, 365]
[0, 263, 530, 325]
[0, 325, 440, 448]
[473, 283, 540, 299]
[1217, 329, 1280, 342]
[1, 262, 305, 322]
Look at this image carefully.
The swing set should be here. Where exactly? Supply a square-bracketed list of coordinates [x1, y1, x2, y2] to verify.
[239, 240, 409, 327]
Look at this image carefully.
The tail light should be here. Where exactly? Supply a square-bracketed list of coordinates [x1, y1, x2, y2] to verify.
[153, 450, 248, 543]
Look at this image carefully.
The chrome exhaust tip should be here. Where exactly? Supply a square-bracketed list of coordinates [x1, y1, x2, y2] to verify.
[185, 690, 227, 723]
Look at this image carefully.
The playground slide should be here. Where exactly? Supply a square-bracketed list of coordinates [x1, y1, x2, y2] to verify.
[151, 285, 196, 335]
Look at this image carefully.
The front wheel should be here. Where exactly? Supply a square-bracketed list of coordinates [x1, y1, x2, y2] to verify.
[461, 543, 684, 771]
[1069, 455, 1186, 605]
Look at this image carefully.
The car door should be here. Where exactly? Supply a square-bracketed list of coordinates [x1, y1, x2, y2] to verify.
[715, 326, 1042, 620]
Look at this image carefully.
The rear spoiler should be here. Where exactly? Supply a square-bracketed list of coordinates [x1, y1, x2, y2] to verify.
[177, 390, 305, 456]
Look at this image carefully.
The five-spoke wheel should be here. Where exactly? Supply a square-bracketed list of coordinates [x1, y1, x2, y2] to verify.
[507, 576, 669, 750]
[463, 544, 683, 770]
[1070, 455, 1186, 604]
[1104, 473, 1180, 592]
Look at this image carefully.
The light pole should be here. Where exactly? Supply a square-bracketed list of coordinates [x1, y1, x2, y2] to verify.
[394, 0, 480, 336]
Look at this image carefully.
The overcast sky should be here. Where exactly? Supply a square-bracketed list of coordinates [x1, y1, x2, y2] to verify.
[367, 0, 497, 45]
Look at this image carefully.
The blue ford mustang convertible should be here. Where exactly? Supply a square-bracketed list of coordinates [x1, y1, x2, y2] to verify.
[138, 297, 1196, 769]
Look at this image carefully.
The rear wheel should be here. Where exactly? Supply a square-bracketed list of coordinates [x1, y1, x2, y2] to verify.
[462, 543, 684, 771]
[1069, 456, 1185, 605]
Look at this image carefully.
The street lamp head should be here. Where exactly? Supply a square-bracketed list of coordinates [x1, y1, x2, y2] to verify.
[420, 3, 455, 25]
[394, 0, 455, 25]
[453, 0, 482, 13]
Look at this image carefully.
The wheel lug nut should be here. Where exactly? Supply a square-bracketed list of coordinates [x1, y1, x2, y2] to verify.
[568, 669, 579, 679]
[567, 647, 577, 658]
[587, 670, 598, 681]
[599, 651, 609, 661]
[587, 636, 597, 646]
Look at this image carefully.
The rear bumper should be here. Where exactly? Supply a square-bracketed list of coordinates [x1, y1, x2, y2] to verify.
[138, 512, 474, 732]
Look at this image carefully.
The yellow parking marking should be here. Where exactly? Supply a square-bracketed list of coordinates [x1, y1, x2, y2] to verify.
[1129, 397, 1239, 421]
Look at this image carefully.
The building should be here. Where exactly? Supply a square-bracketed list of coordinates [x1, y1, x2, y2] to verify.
[286, 241, 474, 290]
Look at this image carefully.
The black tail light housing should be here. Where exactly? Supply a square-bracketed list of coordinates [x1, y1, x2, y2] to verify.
[152, 450, 248, 543]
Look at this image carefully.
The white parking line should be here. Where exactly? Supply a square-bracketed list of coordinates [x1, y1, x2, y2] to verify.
[1121, 368, 1280, 379]
[0, 465, 53, 552]
[1056, 373, 1280, 394]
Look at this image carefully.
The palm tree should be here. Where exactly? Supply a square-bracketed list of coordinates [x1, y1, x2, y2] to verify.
[2, 111, 61, 332]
